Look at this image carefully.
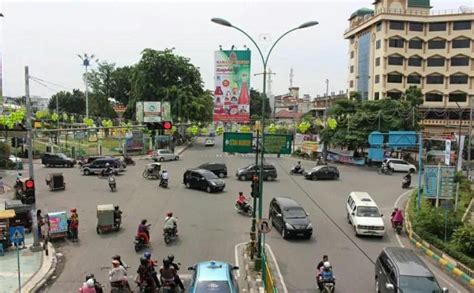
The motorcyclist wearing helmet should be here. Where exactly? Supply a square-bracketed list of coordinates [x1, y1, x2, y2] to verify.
[83, 274, 103, 293]
[390, 208, 404, 228]
[236, 192, 249, 212]
[164, 212, 178, 235]
[317, 261, 335, 290]
[159, 258, 177, 288]
[294, 161, 302, 172]
[144, 251, 160, 288]
[137, 219, 151, 244]
[113, 206, 122, 228]
[166, 255, 185, 290]
[78, 278, 97, 293]
[102, 163, 112, 177]
[137, 257, 155, 290]
[160, 170, 169, 187]
[112, 255, 127, 270]
[109, 260, 129, 290]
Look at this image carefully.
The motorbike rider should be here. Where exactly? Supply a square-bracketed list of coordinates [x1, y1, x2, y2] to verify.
[166, 254, 185, 291]
[294, 161, 302, 173]
[113, 206, 122, 228]
[164, 212, 178, 235]
[83, 274, 103, 293]
[316, 255, 329, 271]
[236, 192, 249, 212]
[137, 257, 156, 290]
[112, 255, 127, 270]
[102, 163, 113, 177]
[159, 258, 177, 288]
[390, 208, 404, 228]
[317, 261, 335, 291]
[160, 170, 169, 186]
[137, 219, 151, 244]
[109, 260, 130, 290]
[144, 251, 161, 288]
[402, 170, 412, 186]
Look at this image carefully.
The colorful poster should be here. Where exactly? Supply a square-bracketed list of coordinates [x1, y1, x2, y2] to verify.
[161, 102, 172, 121]
[136, 102, 144, 123]
[143, 101, 161, 123]
[213, 50, 250, 122]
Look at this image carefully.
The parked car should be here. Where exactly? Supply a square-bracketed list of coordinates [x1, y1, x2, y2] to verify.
[81, 158, 123, 176]
[205, 138, 215, 146]
[236, 164, 277, 181]
[41, 153, 76, 168]
[152, 149, 179, 162]
[188, 260, 239, 293]
[198, 162, 227, 178]
[384, 158, 416, 173]
[269, 197, 312, 239]
[183, 169, 225, 193]
[304, 165, 340, 180]
[9, 155, 22, 164]
[375, 247, 448, 293]
[346, 191, 385, 237]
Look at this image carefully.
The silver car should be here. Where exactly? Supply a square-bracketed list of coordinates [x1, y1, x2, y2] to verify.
[152, 149, 179, 162]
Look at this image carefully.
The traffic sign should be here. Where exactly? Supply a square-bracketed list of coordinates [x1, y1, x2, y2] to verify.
[223, 132, 253, 153]
[9, 226, 25, 246]
[263, 134, 293, 154]
[257, 219, 272, 234]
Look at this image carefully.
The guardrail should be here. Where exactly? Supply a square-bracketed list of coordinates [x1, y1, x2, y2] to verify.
[262, 252, 278, 293]
[405, 199, 474, 287]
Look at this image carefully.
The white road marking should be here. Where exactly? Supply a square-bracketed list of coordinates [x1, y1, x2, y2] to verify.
[234, 242, 246, 278]
[265, 243, 288, 293]
[393, 189, 463, 293]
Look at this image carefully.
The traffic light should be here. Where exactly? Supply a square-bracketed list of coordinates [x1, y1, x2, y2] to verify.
[53, 136, 58, 145]
[146, 121, 172, 130]
[24, 178, 35, 205]
[250, 176, 259, 198]
[162, 121, 172, 130]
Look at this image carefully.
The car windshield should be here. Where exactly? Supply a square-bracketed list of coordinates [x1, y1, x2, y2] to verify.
[311, 166, 324, 171]
[195, 281, 231, 292]
[202, 172, 218, 180]
[356, 206, 380, 217]
[245, 165, 255, 170]
[283, 208, 307, 219]
[57, 153, 68, 159]
[399, 276, 442, 293]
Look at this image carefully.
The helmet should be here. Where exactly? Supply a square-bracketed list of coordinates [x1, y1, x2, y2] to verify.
[106, 163, 110, 167]
[112, 255, 121, 261]
[163, 258, 171, 267]
[394, 207, 399, 211]
[140, 257, 149, 266]
[85, 274, 95, 281]
[162, 170, 167, 173]
[167, 212, 173, 217]
[70, 208, 77, 213]
[141, 219, 147, 225]
[167, 254, 175, 263]
[323, 261, 331, 269]
[298, 161, 301, 164]
[86, 278, 95, 288]
[144, 252, 151, 259]
[239, 192, 243, 195]
[114, 206, 119, 210]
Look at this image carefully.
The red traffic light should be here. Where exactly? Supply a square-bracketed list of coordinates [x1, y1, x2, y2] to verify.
[25, 179, 35, 189]
[163, 121, 172, 130]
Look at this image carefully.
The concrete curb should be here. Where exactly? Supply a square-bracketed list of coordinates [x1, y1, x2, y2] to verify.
[405, 199, 474, 288]
[22, 242, 58, 293]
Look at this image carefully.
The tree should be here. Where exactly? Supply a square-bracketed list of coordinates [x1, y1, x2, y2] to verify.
[110, 66, 133, 106]
[87, 62, 118, 118]
[249, 88, 271, 119]
[129, 48, 212, 123]
[48, 89, 86, 115]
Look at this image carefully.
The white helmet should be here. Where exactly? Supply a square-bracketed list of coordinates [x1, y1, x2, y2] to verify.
[106, 163, 110, 167]
[323, 261, 331, 269]
[86, 278, 95, 288]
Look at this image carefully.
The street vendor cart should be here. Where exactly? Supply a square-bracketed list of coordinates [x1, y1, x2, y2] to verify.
[45, 173, 66, 191]
[0, 210, 16, 249]
[143, 162, 161, 179]
[4, 200, 33, 232]
[96, 204, 121, 234]
[47, 211, 68, 240]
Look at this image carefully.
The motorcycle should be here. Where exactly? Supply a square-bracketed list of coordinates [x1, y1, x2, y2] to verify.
[108, 175, 117, 192]
[134, 234, 148, 252]
[163, 228, 178, 245]
[84, 274, 104, 293]
[377, 164, 393, 175]
[159, 178, 169, 188]
[161, 278, 177, 293]
[135, 279, 154, 293]
[290, 166, 305, 175]
[402, 176, 411, 189]
[394, 221, 403, 234]
[320, 280, 335, 293]
[234, 202, 253, 217]
[123, 155, 136, 166]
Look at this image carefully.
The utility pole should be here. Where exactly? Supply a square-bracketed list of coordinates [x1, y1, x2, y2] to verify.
[467, 97, 473, 179]
[78, 53, 96, 118]
[25, 66, 41, 250]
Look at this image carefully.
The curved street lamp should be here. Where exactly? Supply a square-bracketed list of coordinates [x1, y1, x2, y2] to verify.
[211, 17, 318, 267]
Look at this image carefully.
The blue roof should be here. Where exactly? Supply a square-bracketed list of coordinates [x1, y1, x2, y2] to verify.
[196, 261, 230, 281]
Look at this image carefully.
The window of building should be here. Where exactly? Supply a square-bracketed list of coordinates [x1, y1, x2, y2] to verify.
[428, 39, 446, 49]
[453, 21, 471, 31]
[350, 80, 354, 87]
[374, 92, 380, 100]
[409, 38, 423, 49]
[351, 51, 354, 59]
[387, 73, 402, 83]
[388, 92, 402, 100]
[452, 38, 471, 49]
[451, 56, 469, 66]
[375, 75, 380, 84]
[449, 74, 468, 84]
[350, 65, 354, 73]
[375, 57, 380, 66]
[390, 21, 404, 30]
[407, 74, 421, 84]
[427, 57, 445, 67]
[425, 93, 443, 102]
[389, 38, 404, 48]
[376, 40, 381, 49]
[388, 55, 403, 65]
[426, 74, 444, 84]
[376, 22, 382, 32]
[449, 93, 467, 102]
[429, 22, 447, 31]
[409, 22, 423, 32]
[408, 56, 422, 67]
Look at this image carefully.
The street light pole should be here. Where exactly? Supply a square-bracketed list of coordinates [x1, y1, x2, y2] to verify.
[211, 17, 318, 273]
[77, 54, 96, 118]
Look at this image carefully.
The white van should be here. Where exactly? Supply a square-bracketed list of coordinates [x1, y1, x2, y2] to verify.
[346, 191, 385, 237]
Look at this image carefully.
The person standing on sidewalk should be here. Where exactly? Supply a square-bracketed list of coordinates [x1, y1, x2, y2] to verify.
[41, 214, 50, 255]
[69, 208, 79, 242]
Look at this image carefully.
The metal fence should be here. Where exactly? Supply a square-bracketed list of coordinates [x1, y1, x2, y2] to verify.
[262, 252, 277, 293]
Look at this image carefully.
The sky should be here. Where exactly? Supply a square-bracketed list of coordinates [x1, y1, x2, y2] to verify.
[1, 0, 472, 100]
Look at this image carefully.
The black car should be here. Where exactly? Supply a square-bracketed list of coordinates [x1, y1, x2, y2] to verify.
[304, 166, 339, 180]
[198, 162, 227, 178]
[269, 197, 312, 239]
[81, 158, 123, 175]
[183, 169, 225, 193]
[236, 164, 277, 181]
[41, 153, 76, 167]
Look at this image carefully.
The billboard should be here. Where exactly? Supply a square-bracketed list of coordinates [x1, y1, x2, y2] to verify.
[136, 102, 144, 123]
[213, 50, 250, 122]
[143, 101, 162, 122]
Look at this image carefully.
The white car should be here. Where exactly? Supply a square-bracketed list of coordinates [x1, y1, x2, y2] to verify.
[205, 138, 215, 146]
[152, 149, 179, 162]
[346, 191, 385, 237]
[9, 155, 22, 163]
[385, 158, 416, 172]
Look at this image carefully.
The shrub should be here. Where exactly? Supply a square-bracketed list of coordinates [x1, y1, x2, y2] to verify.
[292, 149, 302, 157]
[451, 224, 474, 256]
[310, 151, 319, 160]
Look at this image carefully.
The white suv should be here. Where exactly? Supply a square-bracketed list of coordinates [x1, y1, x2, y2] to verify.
[346, 192, 385, 237]
[384, 158, 416, 173]
[152, 149, 179, 162]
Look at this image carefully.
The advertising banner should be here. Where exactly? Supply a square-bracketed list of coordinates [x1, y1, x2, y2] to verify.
[143, 101, 162, 122]
[125, 130, 144, 152]
[161, 102, 172, 121]
[213, 50, 250, 122]
[136, 102, 144, 123]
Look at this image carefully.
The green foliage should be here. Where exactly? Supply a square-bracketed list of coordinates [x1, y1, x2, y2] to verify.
[0, 108, 26, 129]
[0, 142, 11, 167]
[48, 89, 85, 115]
[412, 199, 461, 240]
[267, 123, 277, 134]
[51, 113, 59, 122]
[35, 110, 49, 120]
[101, 119, 113, 128]
[83, 118, 94, 127]
[239, 125, 251, 133]
[451, 224, 474, 256]
[187, 125, 199, 136]
[87, 62, 119, 118]
[297, 121, 311, 134]
[216, 126, 224, 136]
[62, 113, 69, 122]
[249, 88, 271, 119]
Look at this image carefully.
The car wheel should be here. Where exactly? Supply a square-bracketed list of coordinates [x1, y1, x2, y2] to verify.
[239, 175, 247, 181]
[332, 174, 338, 180]
[267, 175, 274, 181]
[409, 168, 415, 173]
[175, 156, 179, 161]
[84, 169, 90, 176]
[218, 172, 225, 178]
[185, 182, 191, 189]
[159, 157, 165, 162]
[152, 158, 158, 162]
[206, 186, 212, 193]
[354, 226, 359, 237]
[305, 233, 312, 240]
[312, 174, 318, 181]
[281, 227, 288, 239]
[347, 213, 351, 224]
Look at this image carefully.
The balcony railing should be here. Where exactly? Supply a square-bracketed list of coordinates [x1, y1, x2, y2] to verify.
[421, 119, 472, 126]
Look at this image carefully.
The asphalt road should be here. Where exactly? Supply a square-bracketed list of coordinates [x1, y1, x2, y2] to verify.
[35, 137, 468, 293]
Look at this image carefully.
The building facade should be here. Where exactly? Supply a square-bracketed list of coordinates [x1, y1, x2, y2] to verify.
[344, 0, 473, 136]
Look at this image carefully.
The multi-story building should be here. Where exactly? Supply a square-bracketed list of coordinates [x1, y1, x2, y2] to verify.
[344, 0, 473, 136]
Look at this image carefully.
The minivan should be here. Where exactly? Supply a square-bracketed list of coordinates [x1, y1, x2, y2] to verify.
[269, 197, 312, 239]
[346, 191, 385, 237]
[198, 162, 227, 178]
[236, 164, 277, 181]
[183, 169, 225, 193]
[81, 158, 123, 175]
[375, 247, 448, 293]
